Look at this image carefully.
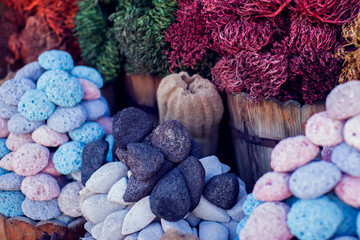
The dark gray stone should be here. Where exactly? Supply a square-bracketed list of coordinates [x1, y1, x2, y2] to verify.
[123, 160, 174, 202]
[150, 168, 191, 221]
[127, 143, 164, 181]
[203, 174, 239, 210]
[81, 140, 109, 185]
[113, 107, 153, 149]
[177, 156, 205, 211]
[151, 120, 191, 164]
[115, 147, 128, 166]
[189, 139, 203, 159]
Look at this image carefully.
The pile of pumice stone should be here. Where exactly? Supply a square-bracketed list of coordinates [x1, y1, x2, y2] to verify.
[238, 80, 360, 240]
[0, 50, 113, 222]
[80, 107, 248, 240]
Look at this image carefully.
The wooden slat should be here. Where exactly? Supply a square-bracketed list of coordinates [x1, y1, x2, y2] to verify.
[0, 214, 7, 240]
[282, 100, 302, 137]
[35, 219, 67, 240]
[6, 216, 36, 240]
[67, 217, 86, 240]
[300, 101, 326, 133]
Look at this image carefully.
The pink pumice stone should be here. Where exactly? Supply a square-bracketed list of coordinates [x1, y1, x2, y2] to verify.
[343, 114, 360, 151]
[77, 78, 101, 101]
[42, 153, 62, 177]
[0, 152, 14, 171]
[334, 174, 360, 208]
[270, 135, 319, 172]
[32, 125, 69, 147]
[6, 133, 34, 151]
[21, 173, 60, 201]
[0, 117, 9, 138]
[95, 116, 113, 135]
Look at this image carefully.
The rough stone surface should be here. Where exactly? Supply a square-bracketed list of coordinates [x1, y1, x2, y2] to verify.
[151, 120, 191, 163]
[203, 174, 239, 210]
[287, 197, 343, 240]
[0, 152, 14, 171]
[199, 156, 223, 183]
[332, 143, 360, 177]
[80, 96, 109, 121]
[8, 113, 44, 134]
[344, 114, 360, 151]
[77, 78, 101, 101]
[199, 221, 229, 240]
[0, 100, 18, 120]
[101, 209, 129, 240]
[22, 197, 61, 220]
[21, 173, 60, 201]
[289, 161, 342, 199]
[105, 134, 114, 162]
[58, 181, 83, 217]
[38, 50, 74, 71]
[253, 172, 292, 202]
[192, 195, 230, 222]
[12, 143, 49, 176]
[81, 140, 108, 185]
[188, 139, 203, 159]
[18, 89, 55, 121]
[242, 193, 264, 216]
[42, 153, 62, 176]
[150, 168, 191, 221]
[53, 141, 85, 174]
[138, 222, 164, 240]
[122, 196, 156, 235]
[126, 143, 164, 181]
[14, 61, 44, 81]
[86, 162, 128, 193]
[47, 105, 87, 133]
[113, 107, 153, 148]
[6, 133, 34, 151]
[95, 117, 113, 135]
[227, 194, 247, 222]
[0, 78, 35, 106]
[71, 66, 104, 88]
[335, 174, 360, 208]
[81, 194, 126, 224]
[69, 122, 105, 144]
[177, 156, 205, 211]
[161, 219, 192, 234]
[0, 191, 25, 217]
[107, 177, 133, 205]
[0, 117, 9, 138]
[37, 69, 69, 90]
[0, 172, 24, 190]
[240, 202, 292, 240]
[32, 125, 69, 147]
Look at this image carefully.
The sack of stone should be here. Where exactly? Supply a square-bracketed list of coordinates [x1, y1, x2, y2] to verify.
[0, 49, 113, 239]
[157, 72, 224, 156]
[237, 80, 360, 240]
[80, 107, 248, 240]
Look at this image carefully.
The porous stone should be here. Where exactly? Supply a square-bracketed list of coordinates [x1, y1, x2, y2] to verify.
[161, 219, 192, 235]
[138, 222, 164, 240]
[0, 78, 35, 106]
[177, 156, 205, 211]
[242, 193, 264, 216]
[53, 141, 85, 175]
[289, 161, 342, 199]
[105, 134, 114, 162]
[69, 122, 105, 144]
[236, 216, 249, 236]
[32, 125, 69, 147]
[70, 171, 81, 182]
[14, 61, 44, 81]
[77, 78, 101, 101]
[0, 167, 8, 176]
[101, 209, 129, 240]
[12, 143, 49, 176]
[18, 89, 55, 121]
[150, 168, 191, 221]
[326, 80, 360, 120]
[240, 202, 292, 240]
[188, 138, 203, 159]
[126, 143, 164, 181]
[47, 105, 87, 133]
[122, 196, 156, 235]
[46, 74, 83, 107]
[113, 107, 153, 148]
[37, 69, 68, 90]
[123, 160, 174, 202]
[305, 111, 344, 146]
[335, 174, 360, 208]
[38, 50, 74, 71]
[344, 114, 360, 152]
[8, 113, 44, 134]
[42, 153, 62, 176]
[22, 197, 61, 220]
[203, 174, 239, 210]
[81, 140, 108, 185]
[199, 221, 229, 240]
[192, 195, 230, 222]
[199, 156, 223, 183]
[287, 196, 343, 240]
[0, 138, 10, 159]
[332, 143, 360, 177]
[0, 100, 17, 119]
[82, 194, 126, 224]
[58, 181, 83, 217]
[0, 191, 25, 217]
[0, 172, 24, 190]
[6, 133, 34, 151]
[86, 162, 128, 193]
[21, 173, 60, 201]
[95, 117, 113, 135]
[107, 177, 133, 205]
[151, 120, 191, 163]
[71, 66, 104, 88]
[0, 152, 14, 171]
[80, 96, 109, 121]
[0, 117, 9, 138]
[253, 172, 292, 202]
[271, 135, 320, 172]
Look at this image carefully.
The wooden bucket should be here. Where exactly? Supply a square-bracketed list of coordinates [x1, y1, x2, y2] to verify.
[0, 214, 86, 240]
[124, 73, 162, 125]
[227, 92, 325, 191]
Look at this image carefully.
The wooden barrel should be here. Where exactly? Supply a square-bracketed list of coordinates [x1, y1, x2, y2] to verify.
[0, 214, 86, 240]
[227, 92, 325, 191]
[124, 73, 162, 125]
